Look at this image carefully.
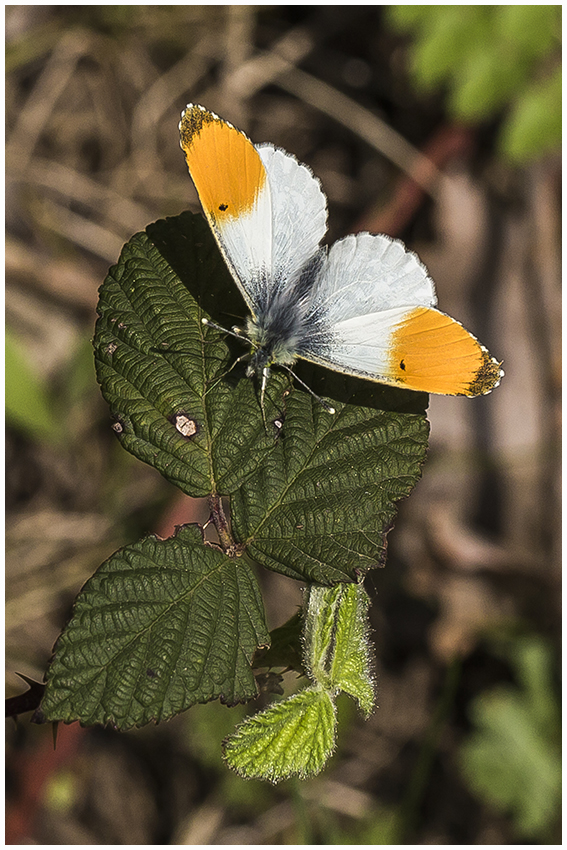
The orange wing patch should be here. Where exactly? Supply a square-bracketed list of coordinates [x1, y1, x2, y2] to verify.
[389, 306, 503, 396]
[179, 104, 266, 221]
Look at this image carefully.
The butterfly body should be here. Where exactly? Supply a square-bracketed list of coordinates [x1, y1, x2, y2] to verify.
[179, 104, 503, 411]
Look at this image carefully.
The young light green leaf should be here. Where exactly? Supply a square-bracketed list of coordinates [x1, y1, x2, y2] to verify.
[303, 583, 344, 691]
[223, 686, 336, 783]
[304, 583, 375, 716]
[40, 525, 269, 730]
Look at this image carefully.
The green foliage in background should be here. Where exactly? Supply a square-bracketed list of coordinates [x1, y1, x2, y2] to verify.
[459, 635, 561, 841]
[6, 330, 61, 444]
[6, 329, 99, 448]
[39, 211, 429, 780]
[388, 5, 561, 162]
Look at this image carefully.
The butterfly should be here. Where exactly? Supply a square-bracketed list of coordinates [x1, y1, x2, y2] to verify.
[179, 104, 502, 418]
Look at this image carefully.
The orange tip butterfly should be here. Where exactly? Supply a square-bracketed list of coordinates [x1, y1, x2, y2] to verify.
[179, 104, 503, 416]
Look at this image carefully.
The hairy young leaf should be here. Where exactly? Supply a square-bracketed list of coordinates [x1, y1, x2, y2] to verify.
[40, 525, 269, 729]
[223, 686, 336, 782]
[225, 580, 375, 782]
[304, 583, 375, 716]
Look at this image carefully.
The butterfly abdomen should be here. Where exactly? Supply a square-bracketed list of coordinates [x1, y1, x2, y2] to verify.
[246, 257, 327, 367]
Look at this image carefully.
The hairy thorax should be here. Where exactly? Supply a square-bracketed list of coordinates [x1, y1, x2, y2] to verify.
[245, 313, 303, 368]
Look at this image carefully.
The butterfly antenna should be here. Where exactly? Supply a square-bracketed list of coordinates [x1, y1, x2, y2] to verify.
[279, 365, 336, 414]
[201, 317, 250, 343]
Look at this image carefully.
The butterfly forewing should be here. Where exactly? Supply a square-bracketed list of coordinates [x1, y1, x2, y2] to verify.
[179, 104, 272, 314]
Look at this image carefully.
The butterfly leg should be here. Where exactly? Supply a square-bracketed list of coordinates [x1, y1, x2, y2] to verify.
[203, 351, 252, 398]
[201, 317, 254, 396]
[259, 366, 272, 432]
[278, 365, 336, 415]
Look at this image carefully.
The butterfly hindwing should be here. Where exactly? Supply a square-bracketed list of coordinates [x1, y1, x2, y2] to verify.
[301, 232, 502, 396]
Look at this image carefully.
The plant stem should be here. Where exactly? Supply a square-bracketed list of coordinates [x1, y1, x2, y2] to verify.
[208, 493, 235, 554]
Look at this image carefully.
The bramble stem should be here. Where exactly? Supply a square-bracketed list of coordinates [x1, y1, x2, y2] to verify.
[208, 493, 234, 554]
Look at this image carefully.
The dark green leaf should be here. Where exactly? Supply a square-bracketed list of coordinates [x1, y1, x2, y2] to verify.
[233, 386, 428, 584]
[40, 525, 269, 729]
[94, 211, 279, 498]
[253, 610, 304, 673]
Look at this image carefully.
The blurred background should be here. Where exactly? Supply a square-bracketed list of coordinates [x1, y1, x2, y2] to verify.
[5, 6, 561, 844]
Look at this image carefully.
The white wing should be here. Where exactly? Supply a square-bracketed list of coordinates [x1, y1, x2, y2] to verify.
[258, 143, 327, 293]
[310, 231, 436, 322]
[179, 106, 328, 320]
[300, 232, 502, 396]
[301, 231, 436, 372]
[304, 306, 422, 379]
[301, 233, 436, 376]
